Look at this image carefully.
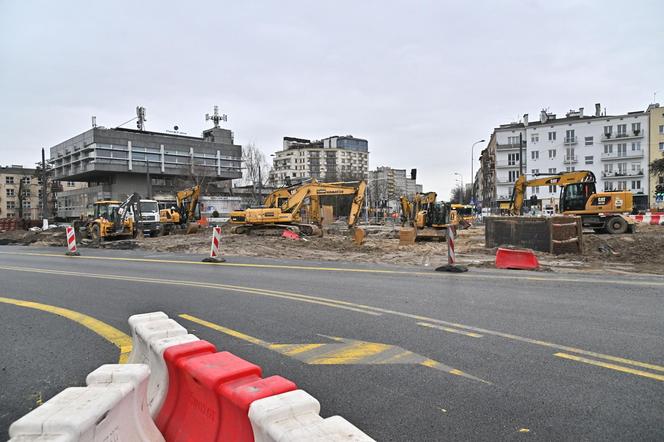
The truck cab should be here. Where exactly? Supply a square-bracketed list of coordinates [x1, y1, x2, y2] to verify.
[139, 199, 162, 237]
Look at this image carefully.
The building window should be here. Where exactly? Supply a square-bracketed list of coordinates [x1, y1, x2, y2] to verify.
[22, 200, 31, 209]
[632, 122, 641, 133]
[565, 166, 576, 172]
[508, 170, 520, 182]
[531, 134, 539, 143]
[604, 182, 614, 191]
[67, 181, 75, 187]
[548, 149, 556, 159]
[548, 185, 557, 193]
[604, 144, 613, 154]
[631, 180, 641, 190]
[531, 169, 539, 175]
[6, 189, 15, 197]
[617, 181, 627, 190]
[585, 136, 593, 146]
[565, 129, 575, 143]
[5, 176, 14, 184]
[508, 153, 520, 166]
[617, 143, 627, 157]
[6, 201, 15, 209]
[659, 125, 664, 134]
[617, 162, 627, 174]
[532, 187, 540, 194]
[21, 177, 31, 184]
[507, 136, 520, 145]
[617, 124, 627, 136]
[660, 142, 664, 151]
[604, 126, 612, 136]
[585, 156, 594, 165]
[548, 168, 557, 174]
[548, 131, 556, 141]
[631, 163, 642, 174]
[531, 151, 539, 160]
[631, 142, 641, 151]
[604, 163, 614, 174]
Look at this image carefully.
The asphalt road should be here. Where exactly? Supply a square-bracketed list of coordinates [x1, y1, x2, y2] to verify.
[0, 245, 663, 441]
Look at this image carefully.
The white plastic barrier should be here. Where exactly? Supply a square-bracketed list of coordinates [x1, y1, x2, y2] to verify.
[9, 364, 164, 442]
[249, 389, 374, 442]
[126, 311, 199, 417]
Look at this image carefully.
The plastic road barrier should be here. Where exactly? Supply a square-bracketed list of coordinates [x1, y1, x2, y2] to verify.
[127, 311, 199, 417]
[495, 247, 540, 270]
[156, 340, 297, 441]
[9, 364, 164, 442]
[249, 389, 375, 442]
[202, 226, 225, 262]
[436, 225, 468, 272]
[65, 226, 80, 256]
[630, 213, 664, 225]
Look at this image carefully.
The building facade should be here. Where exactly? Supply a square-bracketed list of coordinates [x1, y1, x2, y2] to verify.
[488, 104, 651, 211]
[50, 126, 242, 218]
[367, 166, 422, 213]
[0, 165, 86, 220]
[270, 135, 369, 186]
[647, 103, 664, 210]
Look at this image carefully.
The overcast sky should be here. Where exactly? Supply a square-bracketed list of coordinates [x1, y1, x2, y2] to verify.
[1, 0, 662, 196]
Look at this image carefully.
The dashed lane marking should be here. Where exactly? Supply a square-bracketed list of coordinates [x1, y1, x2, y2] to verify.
[418, 321, 483, 338]
[554, 352, 664, 382]
[179, 313, 491, 384]
[0, 296, 132, 363]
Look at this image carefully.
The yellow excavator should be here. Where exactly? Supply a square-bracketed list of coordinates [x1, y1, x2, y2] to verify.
[79, 192, 142, 241]
[510, 170, 635, 234]
[160, 185, 201, 234]
[230, 180, 367, 235]
[451, 204, 476, 225]
[400, 192, 457, 241]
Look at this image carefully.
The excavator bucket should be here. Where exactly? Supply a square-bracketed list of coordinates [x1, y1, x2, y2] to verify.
[353, 227, 366, 245]
[185, 223, 200, 235]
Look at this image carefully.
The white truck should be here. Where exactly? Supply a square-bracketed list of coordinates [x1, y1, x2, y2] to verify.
[139, 199, 163, 237]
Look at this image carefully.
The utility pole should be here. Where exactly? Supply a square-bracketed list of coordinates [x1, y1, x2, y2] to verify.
[41, 148, 48, 221]
[146, 159, 152, 199]
[519, 132, 523, 176]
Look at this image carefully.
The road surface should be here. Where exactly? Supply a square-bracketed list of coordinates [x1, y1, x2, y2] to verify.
[1, 245, 663, 440]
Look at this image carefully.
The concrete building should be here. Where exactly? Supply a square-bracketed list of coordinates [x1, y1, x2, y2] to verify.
[0, 165, 86, 220]
[270, 135, 369, 186]
[647, 103, 664, 210]
[367, 166, 421, 213]
[488, 104, 650, 211]
[478, 133, 497, 209]
[50, 125, 242, 218]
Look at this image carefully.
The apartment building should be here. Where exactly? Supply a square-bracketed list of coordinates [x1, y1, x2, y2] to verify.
[647, 103, 664, 210]
[0, 165, 86, 220]
[367, 166, 422, 212]
[270, 135, 369, 187]
[490, 104, 650, 211]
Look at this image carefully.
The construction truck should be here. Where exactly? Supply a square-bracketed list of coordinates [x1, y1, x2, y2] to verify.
[230, 180, 366, 235]
[139, 199, 163, 237]
[400, 192, 455, 241]
[159, 185, 201, 235]
[78, 193, 142, 241]
[451, 204, 476, 225]
[510, 170, 635, 234]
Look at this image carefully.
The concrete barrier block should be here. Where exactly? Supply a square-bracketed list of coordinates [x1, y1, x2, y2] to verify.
[9, 364, 164, 442]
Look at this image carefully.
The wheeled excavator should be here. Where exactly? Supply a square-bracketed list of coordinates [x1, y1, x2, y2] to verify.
[509, 170, 635, 234]
[230, 180, 367, 235]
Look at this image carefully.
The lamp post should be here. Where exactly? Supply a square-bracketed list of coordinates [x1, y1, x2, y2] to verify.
[470, 139, 485, 205]
[454, 172, 463, 203]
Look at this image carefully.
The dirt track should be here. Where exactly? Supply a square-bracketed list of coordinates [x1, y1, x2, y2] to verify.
[2, 223, 663, 275]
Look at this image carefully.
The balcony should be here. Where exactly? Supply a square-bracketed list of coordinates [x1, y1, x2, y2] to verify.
[496, 142, 526, 150]
[496, 178, 518, 185]
[563, 155, 578, 164]
[563, 136, 578, 145]
[602, 170, 644, 179]
[495, 161, 524, 169]
[601, 150, 644, 160]
[602, 131, 643, 142]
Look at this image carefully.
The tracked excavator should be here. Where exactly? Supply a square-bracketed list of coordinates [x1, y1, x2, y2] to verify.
[159, 185, 201, 234]
[230, 180, 367, 235]
[400, 192, 458, 241]
[510, 170, 635, 234]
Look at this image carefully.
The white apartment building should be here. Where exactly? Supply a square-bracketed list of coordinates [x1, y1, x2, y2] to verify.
[270, 135, 369, 186]
[367, 166, 422, 212]
[493, 104, 650, 210]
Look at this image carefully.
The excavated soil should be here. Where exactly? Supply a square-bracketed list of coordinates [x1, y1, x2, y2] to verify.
[2, 223, 663, 275]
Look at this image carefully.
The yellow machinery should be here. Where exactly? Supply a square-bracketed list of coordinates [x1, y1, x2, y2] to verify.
[400, 192, 455, 241]
[451, 204, 476, 224]
[230, 180, 367, 235]
[80, 193, 141, 241]
[510, 170, 635, 234]
[160, 185, 201, 234]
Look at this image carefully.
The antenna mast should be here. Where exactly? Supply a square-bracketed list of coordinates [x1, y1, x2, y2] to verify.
[205, 105, 227, 128]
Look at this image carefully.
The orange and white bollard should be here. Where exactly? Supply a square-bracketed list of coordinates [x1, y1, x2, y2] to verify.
[202, 226, 225, 263]
[435, 225, 467, 273]
[65, 226, 80, 256]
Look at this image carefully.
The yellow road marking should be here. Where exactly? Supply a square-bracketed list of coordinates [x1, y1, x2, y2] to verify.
[418, 322, 483, 338]
[0, 296, 132, 363]
[0, 264, 661, 376]
[178, 313, 490, 383]
[2, 250, 664, 287]
[554, 352, 664, 382]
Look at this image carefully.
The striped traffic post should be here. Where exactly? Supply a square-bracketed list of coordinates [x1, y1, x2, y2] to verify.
[65, 226, 80, 256]
[435, 225, 467, 273]
[202, 226, 225, 263]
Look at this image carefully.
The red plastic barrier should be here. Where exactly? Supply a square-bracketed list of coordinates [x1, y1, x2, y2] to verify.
[495, 247, 539, 270]
[281, 229, 301, 240]
[156, 340, 297, 442]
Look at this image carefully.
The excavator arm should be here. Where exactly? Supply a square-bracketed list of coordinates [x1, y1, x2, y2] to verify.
[510, 171, 595, 215]
[175, 185, 201, 223]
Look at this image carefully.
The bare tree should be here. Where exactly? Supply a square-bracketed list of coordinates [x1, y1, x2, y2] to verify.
[242, 143, 272, 203]
[450, 184, 471, 204]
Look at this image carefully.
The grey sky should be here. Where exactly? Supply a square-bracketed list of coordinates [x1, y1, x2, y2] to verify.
[1, 0, 662, 196]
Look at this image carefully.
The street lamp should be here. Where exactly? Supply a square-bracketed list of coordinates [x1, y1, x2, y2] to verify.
[454, 172, 463, 203]
[470, 139, 485, 205]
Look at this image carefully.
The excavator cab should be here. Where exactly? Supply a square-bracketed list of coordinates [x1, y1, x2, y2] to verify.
[560, 181, 596, 212]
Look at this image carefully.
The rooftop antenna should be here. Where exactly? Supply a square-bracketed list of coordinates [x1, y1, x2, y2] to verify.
[205, 105, 227, 128]
[136, 106, 147, 131]
[91, 116, 97, 128]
